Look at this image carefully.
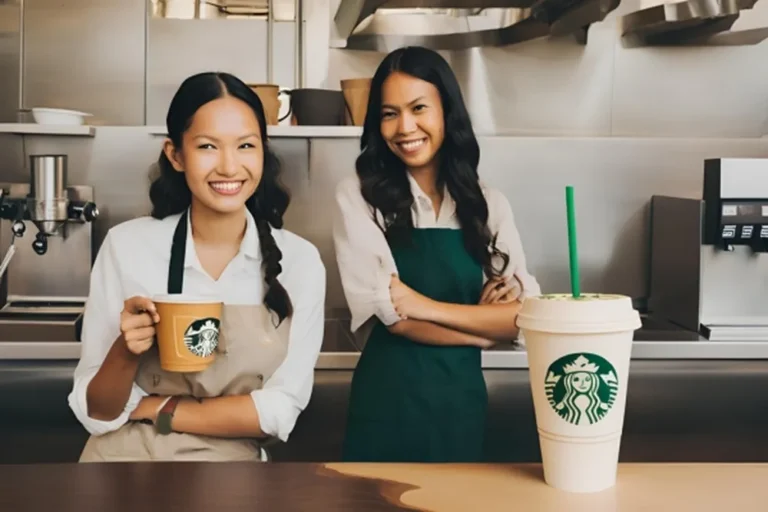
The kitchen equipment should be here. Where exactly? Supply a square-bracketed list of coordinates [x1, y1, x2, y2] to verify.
[341, 78, 372, 127]
[0, 154, 99, 342]
[0, 228, 15, 281]
[28, 155, 69, 236]
[31, 107, 92, 126]
[620, 0, 762, 48]
[333, 0, 621, 51]
[648, 158, 768, 340]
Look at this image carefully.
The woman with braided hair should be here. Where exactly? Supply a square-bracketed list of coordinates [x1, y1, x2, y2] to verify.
[68, 72, 326, 462]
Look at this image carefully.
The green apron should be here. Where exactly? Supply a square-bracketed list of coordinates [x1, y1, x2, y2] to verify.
[342, 228, 488, 462]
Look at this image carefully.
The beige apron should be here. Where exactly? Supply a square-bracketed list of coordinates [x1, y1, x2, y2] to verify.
[79, 210, 291, 462]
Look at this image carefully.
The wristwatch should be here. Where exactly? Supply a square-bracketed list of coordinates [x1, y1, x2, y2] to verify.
[156, 396, 182, 435]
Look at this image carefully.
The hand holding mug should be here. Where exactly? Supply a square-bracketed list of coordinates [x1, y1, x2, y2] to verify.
[121, 296, 160, 356]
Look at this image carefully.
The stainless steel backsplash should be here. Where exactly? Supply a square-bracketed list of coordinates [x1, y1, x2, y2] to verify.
[0, 1, 766, 137]
[1, 130, 766, 311]
[0, 0, 766, 312]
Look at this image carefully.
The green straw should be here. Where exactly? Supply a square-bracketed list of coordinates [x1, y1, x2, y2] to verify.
[566, 186, 581, 298]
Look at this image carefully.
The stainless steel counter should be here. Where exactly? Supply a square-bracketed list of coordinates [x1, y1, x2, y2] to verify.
[1, 341, 768, 367]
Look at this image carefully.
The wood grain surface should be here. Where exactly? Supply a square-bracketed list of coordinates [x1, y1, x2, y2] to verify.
[0, 462, 414, 512]
[326, 463, 768, 511]
[1, 462, 766, 512]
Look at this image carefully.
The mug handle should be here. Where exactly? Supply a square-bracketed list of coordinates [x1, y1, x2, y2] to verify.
[278, 89, 292, 123]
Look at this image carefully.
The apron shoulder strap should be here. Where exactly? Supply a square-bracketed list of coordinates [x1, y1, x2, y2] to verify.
[168, 210, 188, 294]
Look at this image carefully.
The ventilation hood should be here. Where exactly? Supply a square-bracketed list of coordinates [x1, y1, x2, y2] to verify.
[620, 0, 768, 47]
[332, 0, 621, 51]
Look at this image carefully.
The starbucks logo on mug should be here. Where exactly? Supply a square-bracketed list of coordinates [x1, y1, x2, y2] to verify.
[183, 318, 220, 358]
[544, 353, 619, 426]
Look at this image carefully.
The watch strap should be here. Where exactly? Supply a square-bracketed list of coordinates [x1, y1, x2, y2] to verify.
[156, 396, 182, 435]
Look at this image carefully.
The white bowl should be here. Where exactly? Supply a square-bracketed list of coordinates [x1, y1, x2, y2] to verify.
[31, 108, 92, 126]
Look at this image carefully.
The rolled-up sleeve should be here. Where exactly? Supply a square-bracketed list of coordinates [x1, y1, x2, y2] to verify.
[332, 177, 401, 332]
[486, 187, 542, 299]
[67, 231, 147, 436]
[250, 246, 326, 442]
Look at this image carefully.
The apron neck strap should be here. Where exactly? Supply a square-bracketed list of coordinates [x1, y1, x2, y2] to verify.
[168, 210, 188, 294]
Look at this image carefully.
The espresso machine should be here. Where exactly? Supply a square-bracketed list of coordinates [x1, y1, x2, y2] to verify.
[648, 158, 768, 340]
[0, 154, 99, 341]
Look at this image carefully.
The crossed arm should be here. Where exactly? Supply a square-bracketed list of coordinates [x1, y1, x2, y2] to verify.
[128, 394, 265, 437]
[332, 179, 536, 349]
[385, 275, 523, 348]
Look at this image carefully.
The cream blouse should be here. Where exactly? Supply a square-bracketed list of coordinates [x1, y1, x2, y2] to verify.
[68, 210, 325, 441]
[332, 172, 541, 334]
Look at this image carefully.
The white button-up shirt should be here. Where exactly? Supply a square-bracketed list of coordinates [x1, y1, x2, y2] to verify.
[333, 173, 541, 333]
[68, 210, 326, 442]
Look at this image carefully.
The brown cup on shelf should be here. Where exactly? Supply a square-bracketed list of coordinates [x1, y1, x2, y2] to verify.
[287, 89, 346, 126]
[340, 78, 372, 126]
[247, 84, 290, 126]
[153, 295, 223, 373]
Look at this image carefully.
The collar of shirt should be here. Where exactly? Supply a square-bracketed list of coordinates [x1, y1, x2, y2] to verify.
[161, 208, 262, 272]
[406, 171, 457, 228]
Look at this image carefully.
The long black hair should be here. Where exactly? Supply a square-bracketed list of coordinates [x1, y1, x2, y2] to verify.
[357, 46, 509, 280]
[148, 71, 293, 322]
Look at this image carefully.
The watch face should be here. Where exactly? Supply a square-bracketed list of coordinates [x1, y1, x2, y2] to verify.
[157, 414, 173, 435]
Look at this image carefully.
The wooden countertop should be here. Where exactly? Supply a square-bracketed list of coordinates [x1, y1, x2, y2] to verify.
[0, 462, 765, 511]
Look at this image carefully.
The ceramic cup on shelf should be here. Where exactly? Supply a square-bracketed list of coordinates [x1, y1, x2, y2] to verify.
[247, 84, 291, 126]
[286, 89, 346, 126]
[340, 78, 372, 127]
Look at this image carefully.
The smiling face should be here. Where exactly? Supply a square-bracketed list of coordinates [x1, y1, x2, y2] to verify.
[379, 71, 445, 173]
[164, 95, 263, 216]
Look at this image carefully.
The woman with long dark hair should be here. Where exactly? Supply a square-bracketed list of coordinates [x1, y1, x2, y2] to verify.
[333, 46, 540, 462]
[68, 72, 325, 462]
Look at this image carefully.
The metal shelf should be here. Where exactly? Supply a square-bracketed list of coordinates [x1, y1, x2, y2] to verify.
[146, 125, 362, 138]
[0, 124, 95, 137]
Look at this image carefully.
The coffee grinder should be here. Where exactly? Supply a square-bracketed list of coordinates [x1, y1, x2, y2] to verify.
[0, 154, 99, 341]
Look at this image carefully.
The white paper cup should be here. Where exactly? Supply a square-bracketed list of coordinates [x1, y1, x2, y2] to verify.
[517, 293, 642, 493]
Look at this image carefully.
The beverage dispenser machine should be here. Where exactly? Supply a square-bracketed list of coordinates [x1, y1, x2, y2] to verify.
[648, 158, 768, 340]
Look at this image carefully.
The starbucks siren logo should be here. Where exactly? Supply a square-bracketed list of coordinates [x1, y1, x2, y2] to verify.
[544, 353, 619, 426]
[183, 318, 220, 358]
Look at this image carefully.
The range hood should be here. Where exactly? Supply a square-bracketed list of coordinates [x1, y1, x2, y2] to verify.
[620, 0, 768, 47]
[332, 0, 622, 51]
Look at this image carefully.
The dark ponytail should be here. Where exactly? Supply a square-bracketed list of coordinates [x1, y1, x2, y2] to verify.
[148, 71, 293, 323]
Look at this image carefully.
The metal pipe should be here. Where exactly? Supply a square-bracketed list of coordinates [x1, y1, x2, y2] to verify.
[295, 0, 303, 88]
[18, 0, 25, 113]
[267, 0, 274, 83]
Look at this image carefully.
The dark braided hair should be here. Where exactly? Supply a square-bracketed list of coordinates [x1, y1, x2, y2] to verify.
[357, 46, 510, 280]
[148, 71, 293, 322]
